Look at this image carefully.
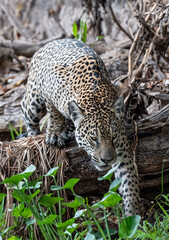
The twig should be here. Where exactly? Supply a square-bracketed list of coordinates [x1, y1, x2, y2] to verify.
[128, 2, 158, 79]
[109, 3, 133, 41]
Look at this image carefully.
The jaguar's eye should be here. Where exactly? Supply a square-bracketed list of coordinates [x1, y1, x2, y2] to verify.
[90, 136, 97, 142]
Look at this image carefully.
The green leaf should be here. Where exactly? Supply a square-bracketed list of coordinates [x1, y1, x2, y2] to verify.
[109, 178, 122, 192]
[65, 223, 79, 235]
[26, 218, 36, 227]
[21, 207, 32, 218]
[9, 123, 15, 140]
[57, 218, 75, 231]
[2, 164, 36, 186]
[92, 192, 122, 208]
[84, 232, 96, 240]
[12, 189, 40, 203]
[45, 167, 59, 177]
[0, 193, 7, 202]
[13, 203, 24, 217]
[38, 195, 64, 207]
[51, 178, 80, 192]
[95, 228, 116, 238]
[7, 237, 21, 240]
[118, 215, 141, 239]
[72, 22, 78, 38]
[62, 195, 85, 210]
[74, 209, 87, 218]
[37, 214, 57, 225]
[98, 163, 120, 182]
[63, 178, 80, 191]
[82, 21, 87, 43]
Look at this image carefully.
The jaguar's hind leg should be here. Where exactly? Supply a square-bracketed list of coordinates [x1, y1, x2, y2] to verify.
[45, 102, 68, 148]
[21, 93, 46, 136]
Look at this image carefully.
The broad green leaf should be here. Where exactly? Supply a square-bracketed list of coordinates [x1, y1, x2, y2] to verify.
[51, 179, 80, 192]
[0, 193, 7, 202]
[72, 22, 78, 38]
[12, 190, 25, 202]
[26, 218, 36, 227]
[118, 215, 141, 239]
[65, 223, 79, 235]
[62, 195, 85, 210]
[57, 218, 75, 231]
[109, 178, 122, 192]
[13, 203, 24, 217]
[37, 214, 57, 225]
[2, 174, 27, 186]
[63, 178, 80, 191]
[12, 189, 40, 203]
[45, 167, 59, 177]
[92, 192, 121, 208]
[21, 207, 32, 218]
[84, 232, 96, 240]
[98, 163, 120, 182]
[7, 237, 21, 240]
[74, 209, 87, 218]
[38, 195, 64, 207]
[95, 228, 116, 238]
[2, 164, 36, 186]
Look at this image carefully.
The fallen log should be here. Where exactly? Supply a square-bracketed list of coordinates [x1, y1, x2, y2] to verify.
[0, 104, 169, 200]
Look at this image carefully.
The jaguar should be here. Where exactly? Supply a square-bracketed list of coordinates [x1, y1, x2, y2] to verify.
[21, 38, 140, 216]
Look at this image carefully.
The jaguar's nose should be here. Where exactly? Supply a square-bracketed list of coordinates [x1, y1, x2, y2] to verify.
[100, 157, 113, 165]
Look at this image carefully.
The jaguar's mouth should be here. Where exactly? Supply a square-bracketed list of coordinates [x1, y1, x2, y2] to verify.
[91, 156, 117, 171]
[91, 158, 113, 171]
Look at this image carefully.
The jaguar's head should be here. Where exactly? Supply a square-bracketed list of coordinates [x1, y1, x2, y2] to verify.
[68, 98, 124, 171]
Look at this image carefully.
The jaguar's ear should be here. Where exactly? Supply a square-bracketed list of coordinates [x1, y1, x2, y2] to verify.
[114, 97, 124, 119]
[68, 101, 84, 127]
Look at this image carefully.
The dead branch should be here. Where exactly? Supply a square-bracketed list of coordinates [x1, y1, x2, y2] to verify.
[109, 3, 133, 41]
[0, 36, 65, 58]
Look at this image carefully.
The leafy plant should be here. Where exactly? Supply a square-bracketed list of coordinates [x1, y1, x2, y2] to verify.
[72, 19, 88, 43]
[9, 119, 23, 140]
[1, 164, 141, 239]
[132, 194, 169, 240]
[72, 19, 104, 46]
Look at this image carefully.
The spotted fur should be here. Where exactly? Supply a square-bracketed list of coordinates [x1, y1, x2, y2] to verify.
[21, 39, 140, 216]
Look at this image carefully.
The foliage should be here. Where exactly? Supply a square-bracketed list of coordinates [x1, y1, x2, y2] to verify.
[9, 117, 47, 140]
[9, 119, 23, 140]
[72, 19, 103, 44]
[1, 164, 140, 239]
[72, 19, 88, 43]
[131, 194, 169, 240]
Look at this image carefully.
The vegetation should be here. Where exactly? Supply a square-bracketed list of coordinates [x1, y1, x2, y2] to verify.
[72, 19, 103, 44]
[0, 164, 141, 240]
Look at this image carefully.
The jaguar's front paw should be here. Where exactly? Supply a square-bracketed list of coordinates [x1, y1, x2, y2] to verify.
[46, 133, 58, 146]
[45, 132, 68, 148]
